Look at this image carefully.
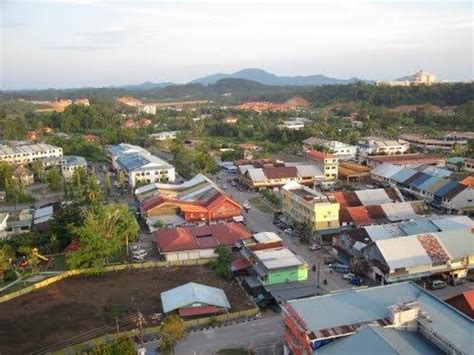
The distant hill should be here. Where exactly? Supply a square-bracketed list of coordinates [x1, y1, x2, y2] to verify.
[190, 68, 368, 86]
[117, 81, 174, 90]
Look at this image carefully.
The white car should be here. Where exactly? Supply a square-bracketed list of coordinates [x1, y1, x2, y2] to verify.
[343, 272, 356, 281]
[132, 249, 147, 262]
[221, 184, 227, 190]
[243, 201, 250, 210]
[308, 244, 321, 251]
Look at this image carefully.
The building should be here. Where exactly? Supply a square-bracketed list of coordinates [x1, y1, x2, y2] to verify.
[33, 205, 54, 232]
[0, 143, 63, 165]
[237, 160, 324, 190]
[357, 137, 409, 161]
[137, 174, 241, 228]
[160, 282, 231, 317]
[138, 104, 157, 115]
[306, 150, 338, 181]
[464, 159, 474, 173]
[303, 138, 357, 161]
[117, 96, 143, 107]
[61, 156, 87, 179]
[333, 215, 473, 262]
[337, 162, 370, 183]
[370, 163, 474, 213]
[445, 290, 474, 319]
[281, 181, 339, 231]
[282, 282, 472, 355]
[365, 153, 446, 169]
[376, 70, 437, 87]
[107, 143, 175, 187]
[278, 118, 308, 131]
[401, 133, 472, 152]
[154, 223, 251, 261]
[0, 213, 8, 239]
[149, 131, 179, 141]
[11, 166, 34, 185]
[247, 247, 308, 286]
[363, 228, 473, 283]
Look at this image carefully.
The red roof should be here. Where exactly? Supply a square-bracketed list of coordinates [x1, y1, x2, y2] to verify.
[231, 258, 251, 271]
[460, 176, 474, 187]
[463, 290, 474, 311]
[307, 150, 337, 162]
[262, 166, 297, 179]
[154, 223, 251, 253]
[345, 206, 373, 226]
[63, 238, 80, 254]
[329, 191, 362, 208]
[178, 305, 222, 317]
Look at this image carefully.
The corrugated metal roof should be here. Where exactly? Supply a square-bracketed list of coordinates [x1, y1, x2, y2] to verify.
[246, 168, 267, 181]
[355, 189, 398, 206]
[370, 163, 404, 179]
[253, 232, 282, 244]
[316, 325, 443, 355]
[423, 178, 452, 194]
[390, 168, 417, 183]
[375, 236, 431, 269]
[286, 282, 472, 354]
[435, 229, 474, 259]
[254, 247, 305, 270]
[408, 173, 433, 188]
[431, 215, 474, 231]
[380, 202, 419, 222]
[161, 282, 231, 313]
[433, 180, 459, 197]
[364, 224, 405, 241]
[398, 219, 439, 236]
[415, 176, 441, 191]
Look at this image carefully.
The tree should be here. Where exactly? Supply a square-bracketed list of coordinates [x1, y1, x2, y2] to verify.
[87, 337, 135, 355]
[117, 170, 127, 194]
[208, 245, 232, 280]
[31, 159, 44, 182]
[66, 204, 139, 269]
[0, 245, 15, 278]
[298, 221, 314, 245]
[45, 167, 62, 191]
[351, 257, 372, 275]
[18, 246, 41, 274]
[49, 203, 84, 250]
[0, 161, 13, 189]
[81, 172, 101, 204]
[103, 173, 112, 197]
[153, 219, 166, 229]
[159, 315, 187, 354]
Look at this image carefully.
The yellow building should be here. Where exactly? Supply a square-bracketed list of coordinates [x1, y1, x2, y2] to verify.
[307, 150, 339, 181]
[281, 181, 339, 231]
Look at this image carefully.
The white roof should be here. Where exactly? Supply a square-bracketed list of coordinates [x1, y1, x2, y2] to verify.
[254, 247, 305, 270]
[353, 241, 367, 252]
[435, 229, 474, 259]
[431, 215, 473, 231]
[246, 168, 267, 182]
[381, 202, 418, 222]
[34, 206, 53, 219]
[293, 164, 324, 177]
[253, 232, 282, 244]
[370, 163, 404, 179]
[364, 224, 404, 241]
[355, 188, 402, 206]
[375, 236, 432, 270]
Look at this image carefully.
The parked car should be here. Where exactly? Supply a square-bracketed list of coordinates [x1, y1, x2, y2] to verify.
[308, 244, 321, 251]
[450, 278, 466, 286]
[324, 258, 336, 265]
[243, 201, 250, 211]
[238, 186, 244, 191]
[286, 230, 300, 237]
[331, 264, 352, 273]
[429, 280, 448, 290]
[221, 184, 227, 190]
[343, 272, 356, 281]
[351, 276, 364, 286]
[132, 249, 147, 262]
[231, 181, 237, 187]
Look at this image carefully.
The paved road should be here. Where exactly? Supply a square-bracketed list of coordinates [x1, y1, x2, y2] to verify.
[426, 281, 473, 300]
[217, 171, 352, 294]
[142, 315, 284, 355]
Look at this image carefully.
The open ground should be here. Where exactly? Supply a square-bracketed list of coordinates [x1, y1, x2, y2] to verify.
[0, 266, 251, 355]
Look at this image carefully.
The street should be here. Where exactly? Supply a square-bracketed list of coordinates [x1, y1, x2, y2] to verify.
[142, 315, 284, 355]
[218, 171, 353, 294]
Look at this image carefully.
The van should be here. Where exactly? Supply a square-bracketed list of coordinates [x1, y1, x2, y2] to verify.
[450, 278, 466, 286]
[429, 280, 447, 290]
[331, 264, 352, 273]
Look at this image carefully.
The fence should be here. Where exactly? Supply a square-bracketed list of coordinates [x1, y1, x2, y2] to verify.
[50, 307, 260, 355]
[0, 258, 212, 303]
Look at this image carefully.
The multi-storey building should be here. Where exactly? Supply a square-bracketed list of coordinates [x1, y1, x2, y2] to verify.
[357, 137, 409, 161]
[281, 181, 339, 230]
[107, 143, 175, 187]
[306, 150, 338, 180]
[0, 143, 63, 165]
[303, 138, 357, 161]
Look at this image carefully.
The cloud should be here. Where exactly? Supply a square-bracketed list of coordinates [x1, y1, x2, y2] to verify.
[43, 45, 114, 51]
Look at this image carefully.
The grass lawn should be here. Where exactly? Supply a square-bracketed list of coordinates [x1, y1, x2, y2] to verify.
[248, 196, 273, 213]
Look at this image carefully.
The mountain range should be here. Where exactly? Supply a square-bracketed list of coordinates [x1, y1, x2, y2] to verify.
[116, 68, 368, 90]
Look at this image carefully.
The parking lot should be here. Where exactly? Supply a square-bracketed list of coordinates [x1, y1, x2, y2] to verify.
[214, 170, 354, 294]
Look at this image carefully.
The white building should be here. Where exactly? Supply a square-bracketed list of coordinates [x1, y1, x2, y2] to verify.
[107, 143, 175, 187]
[149, 131, 179, 141]
[357, 137, 409, 161]
[138, 104, 157, 115]
[278, 117, 308, 131]
[61, 156, 87, 179]
[0, 143, 63, 165]
[303, 138, 357, 161]
[376, 70, 437, 87]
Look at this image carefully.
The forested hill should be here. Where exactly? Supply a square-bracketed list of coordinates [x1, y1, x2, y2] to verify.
[1, 79, 473, 108]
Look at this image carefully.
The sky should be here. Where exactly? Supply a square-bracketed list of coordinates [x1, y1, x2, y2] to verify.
[1, 0, 473, 89]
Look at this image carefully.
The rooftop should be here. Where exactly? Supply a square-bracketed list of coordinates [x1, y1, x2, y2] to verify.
[253, 247, 306, 271]
[160, 282, 231, 313]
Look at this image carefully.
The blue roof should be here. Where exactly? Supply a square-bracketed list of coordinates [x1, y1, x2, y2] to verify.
[316, 325, 443, 355]
[398, 219, 439, 235]
[416, 176, 441, 191]
[161, 282, 231, 313]
[390, 168, 417, 184]
[286, 282, 473, 354]
[447, 157, 465, 164]
[433, 180, 459, 198]
[409, 173, 432, 188]
[420, 166, 452, 178]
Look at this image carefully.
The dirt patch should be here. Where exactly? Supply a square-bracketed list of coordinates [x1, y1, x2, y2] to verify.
[0, 266, 251, 354]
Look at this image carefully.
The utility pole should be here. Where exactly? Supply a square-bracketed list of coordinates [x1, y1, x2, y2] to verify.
[316, 259, 321, 290]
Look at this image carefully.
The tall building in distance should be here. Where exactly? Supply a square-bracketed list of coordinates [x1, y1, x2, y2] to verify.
[376, 70, 437, 87]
